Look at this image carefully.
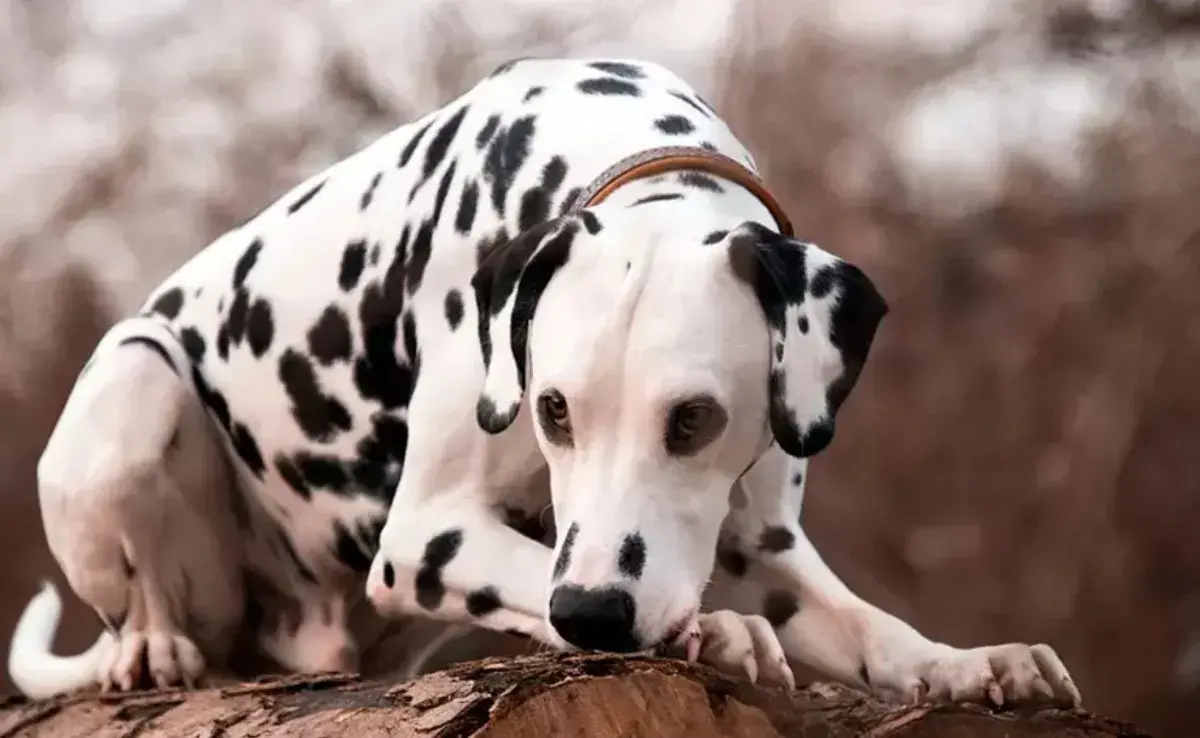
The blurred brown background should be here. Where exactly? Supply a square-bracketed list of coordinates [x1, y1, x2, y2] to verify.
[1, 0, 1197, 735]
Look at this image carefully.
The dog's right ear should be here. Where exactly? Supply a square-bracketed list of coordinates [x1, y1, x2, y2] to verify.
[470, 215, 579, 434]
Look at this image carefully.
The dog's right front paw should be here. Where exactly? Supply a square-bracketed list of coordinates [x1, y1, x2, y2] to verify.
[100, 630, 206, 691]
[679, 610, 796, 690]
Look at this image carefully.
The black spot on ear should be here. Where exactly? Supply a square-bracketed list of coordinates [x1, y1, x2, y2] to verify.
[332, 520, 372, 573]
[703, 229, 728, 245]
[278, 349, 353, 442]
[617, 533, 647, 580]
[287, 178, 326, 214]
[553, 522, 579, 580]
[507, 223, 577, 391]
[275, 456, 311, 500]
[669, 90, 713, 118]
[339, 240, 368, 291]
[824, 261, 889, 415]
[798, 315, 809, 334]
[763, 590, 800, 627]
[179, 327, 206, 363]
[456, 180, 479, 235]
[484, 115, 537, 215]
[577, 78, 640, 96]
[399, 118, 434, 168]
[231, 422, 265, 477]
[118, 336, 177, 373]
[444, 289, 465, 330]
[523, 86, 544, 102]
[382, 561, 395, 588]
[360, 172, 383, 210]
[655, 114, 695, 135]
[758, 526, 796, 553]
[631, 192, 684, 207]
[308, 305, 353, 365]
[476, 115, 501, 150]
[246, 299, 274, 358]
[149, 287, 185, 321]
[580, 210, 602, 234]
[679, 171, 723, 192]
[415, 529, 464, 610]
[466, 586, 503, 617]
[716, 543, 749, 578]
[588, 61, 645, 79]
[232, 239, 263, 289]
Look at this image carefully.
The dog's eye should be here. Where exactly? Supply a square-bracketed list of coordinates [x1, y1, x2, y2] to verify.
[537, 390, 572, 443]
[665, 398, 725, 456]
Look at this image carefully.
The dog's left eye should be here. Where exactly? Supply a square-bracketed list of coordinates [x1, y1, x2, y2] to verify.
[665, 398, 725, 455]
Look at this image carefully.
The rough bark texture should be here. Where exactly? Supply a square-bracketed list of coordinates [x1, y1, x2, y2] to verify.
[0, 654, 1149, 738]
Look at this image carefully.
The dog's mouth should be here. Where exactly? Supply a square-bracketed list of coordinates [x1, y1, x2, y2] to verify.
[651, 609, 699, 657]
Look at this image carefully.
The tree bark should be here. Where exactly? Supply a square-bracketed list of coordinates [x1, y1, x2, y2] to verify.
[0, 653, 1150, 738]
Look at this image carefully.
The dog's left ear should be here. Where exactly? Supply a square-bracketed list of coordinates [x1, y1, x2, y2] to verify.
[725, 221, 888, 458]
[470, 215, 579, 434]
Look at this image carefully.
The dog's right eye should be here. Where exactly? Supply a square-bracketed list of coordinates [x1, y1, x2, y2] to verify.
[537, 390, 573, 445]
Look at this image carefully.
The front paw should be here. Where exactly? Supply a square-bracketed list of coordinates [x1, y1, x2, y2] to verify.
[874, 642, 1082, 709]
[677, 610, 795, 690]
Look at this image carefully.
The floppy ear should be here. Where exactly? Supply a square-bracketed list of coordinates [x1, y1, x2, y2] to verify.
[726, 221, 888, 458]
[470, 216, 579, 434]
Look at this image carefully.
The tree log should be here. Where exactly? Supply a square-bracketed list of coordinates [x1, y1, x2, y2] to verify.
[0, 653, 1150, 738]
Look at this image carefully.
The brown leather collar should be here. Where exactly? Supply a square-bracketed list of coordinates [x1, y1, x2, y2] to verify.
[576, 145, 794, 238]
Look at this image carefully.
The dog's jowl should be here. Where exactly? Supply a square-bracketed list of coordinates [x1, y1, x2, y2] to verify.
[11, 57, 1080, 710]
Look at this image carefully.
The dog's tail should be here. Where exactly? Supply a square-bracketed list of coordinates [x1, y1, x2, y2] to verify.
[8, 580, 115, 699]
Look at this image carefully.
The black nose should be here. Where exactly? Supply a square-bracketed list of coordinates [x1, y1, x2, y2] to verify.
[548, 585, 639, 653]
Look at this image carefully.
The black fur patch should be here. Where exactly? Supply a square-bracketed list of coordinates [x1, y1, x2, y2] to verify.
[149, 287, 185, 321]
[360, 172, 383, 210]
[559, 187, 584, 215]
[552, 523, 579, 581]
[577, 77, 640, 96]
[179, 327, 206, 363]
[588, 61, 645, 79]
[339, 240, 368, 291]
[518, 156, 568, 231]
[231, 422, 265, 477]
[655, 114, 695, 135]
[292, 451, 349, 493]
[382, 561, 395, 588]
[798, 316, 810, 334]
[349, 414, 407, 502]
[420, 106, 467, 191]
[476, 115, 501, 150]
[523, 86, 544, 102]
[232, 239, 263, 289]
[278, 348, 353, 442]
[456, 180, 479, 234]
[466, 586, 503, 617]
[762, 590, 800, 627]
[287, 179, 326, 214]
[715, 543, 749, 578]
[415, 529, 464, 610]
[791, 470, 804, 487]
[669, 90, 712, 118]
[354, 233, 419, 411]
[758, 526, 796, 553]
[308, 305, 354, 365]
[398, 118, 434, 168]
[332, 520, 372, 573]
[617, 533, 646, 580]
[680, 171, 723, 192]
[483, 114, 536, 215]
[275, 455, 311, 500]
[580, 210, 603, 234]
[405, 220, 435, 297]
[444, 289, 465, 330]
[702, 229, 728, 245]
[631, 192, 683, 206]
[246, 298, 274, 358]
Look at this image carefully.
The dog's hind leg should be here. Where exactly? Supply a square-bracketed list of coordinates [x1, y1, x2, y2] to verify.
[12, 317, 246, 697]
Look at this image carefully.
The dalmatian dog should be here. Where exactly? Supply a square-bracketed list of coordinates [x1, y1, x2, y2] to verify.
[9, 56, 1082, 708]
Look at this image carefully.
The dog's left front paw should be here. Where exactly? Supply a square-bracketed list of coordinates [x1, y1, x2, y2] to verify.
[900, 642, 1082, 709]
[679, 610, 796, 690]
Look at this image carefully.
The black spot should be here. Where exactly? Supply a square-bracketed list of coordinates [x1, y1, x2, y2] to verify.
[476, 115, 501, 150]
[577, 77, 640, 96]
[118, 336, 176, 373]
[149, 288, 185, 321]
[369, 243, 381, 266]
[354, 231, 420, 411]
[763, 590, 800, 627]
[617, 533, 646, 580]
[631, 192, 684, 207]
[293, 451, 349, 493]
[456, 180, 479, 235]
[339, 240, 368, 291]
[382, 561, 395, 588]
[699, 141, 718, 151]
[275, 456, 311, 500]
[231, 422, 265, 477]
[246, 299, 274, 358]
[405, 220, 435, 296]
[431, 161, 458, 226]
[580, 210, 602, 234]
[518, 156, 568, 231]
[225, 288, 251, 348]
[655, 114, 695, 135]
[798, 315, 809, 334]
[191, 365, 230, 432]
[179, 327, 206, 363]
[232, 239, 263, 289]
[475, 395, 518, 435]
[559, 187, 584, 215]
[758, 526, 796, 553]
[858, 662, 871, 687]
[553, 522, 579, 580]
[278, 349, 353, 442]
[360, 172, 383, 210]
[716, 544, 748, 578]
[398, 118, 434, 168]
[791, 470, 804, 487]
[215, 326, 230, 361]
[669, 90, 712, 118]
[350, 415, 406, 502]
[702, 229, 728, 245]
[775, 343, 785, 361]
[417, 106, 468, 187]
[523, 86, 544, 102]
[465, 586, 503, 617]
[415, 529, 464, 610]
[287, 179, 326, 214]
[332, 520, 372, 573]
[810, 264, 837, 299]
[680, 171, 723, 192]
[444, 289, 465, 330]
[588, 61, 645, 79]
[308, 305, 353, 365]
[483, 115, 536, 215]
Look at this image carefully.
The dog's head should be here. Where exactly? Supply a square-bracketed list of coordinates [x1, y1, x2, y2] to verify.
[471, 209, 886, 653]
